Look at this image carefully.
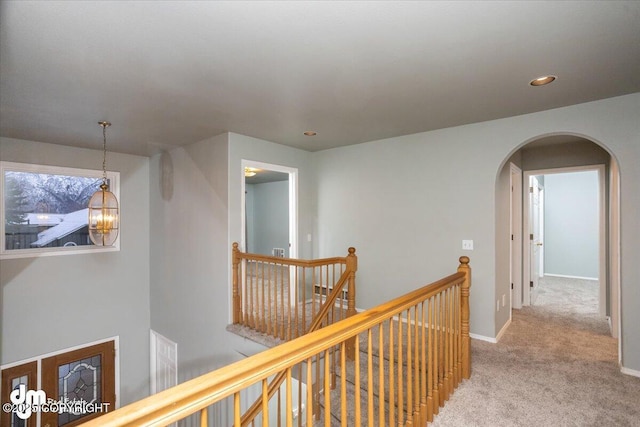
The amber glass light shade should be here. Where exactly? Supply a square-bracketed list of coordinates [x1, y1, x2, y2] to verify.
[88, 183, 119, 246]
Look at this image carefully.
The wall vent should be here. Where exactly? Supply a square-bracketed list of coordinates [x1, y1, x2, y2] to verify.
[272, 248, 285, 258]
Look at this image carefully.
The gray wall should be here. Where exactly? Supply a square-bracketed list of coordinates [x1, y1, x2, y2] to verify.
[148, 134, 252, 381]
[314, 93, 640, 373]
[544, 171, 599, 278]
[0, 137, 151, 405]
[248, 181, 289, 257]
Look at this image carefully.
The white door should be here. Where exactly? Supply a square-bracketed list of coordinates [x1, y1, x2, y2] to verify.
[150, 330, 177, 394]
[529, 176, 543, 305]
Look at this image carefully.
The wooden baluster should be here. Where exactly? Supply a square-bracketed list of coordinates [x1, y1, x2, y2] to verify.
[341, 342, 347, 427]
[301, 266, 306, 336]
[413, 305, 420, 423]
[324, 349, 331, 427]
[420, 300, 427, 425]
[458, 256, 472, 379]
[286, 369, 293, 427]
[246, 260, 252, 327]
[200, 407, 208, 427]
[277, 387, 281, 427]
[311, 266, 317, 328]
[279, 263, 284, 340]
[438, 293, 447, 407]
[388, 319, 395, 426]
[306, 359, 313, 427]
[406, 309, 413, 426]
[379, 322, 386, 426]
[315, 352, 321, 421]
[433, 294, 440, 414]
[232, 243, 241, 324]
[259, 262, 265, 333]
[447, 287, 454, 398]
[453, 284, 460, 387]
[234, 392, 241, 426]
[456, 283, 462, 384]
[262, 378, 270, 427]
[397, 314, 404, 427]
[427, 296, 435, 421]
[443, 288, 450, 401]
[367, 329, 374, 427]
[354, 336, 361, 426]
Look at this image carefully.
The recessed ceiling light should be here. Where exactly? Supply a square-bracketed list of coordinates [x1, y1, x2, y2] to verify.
[303, 131, 317, 136]
[530, 75, 557, 86]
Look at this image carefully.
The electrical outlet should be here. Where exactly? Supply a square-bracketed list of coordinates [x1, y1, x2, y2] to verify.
[462, 240, 474, 250]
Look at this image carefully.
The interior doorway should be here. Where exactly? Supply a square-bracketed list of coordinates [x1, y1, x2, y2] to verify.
[522, 165, 605, 313]
[240, 160, 298, 259]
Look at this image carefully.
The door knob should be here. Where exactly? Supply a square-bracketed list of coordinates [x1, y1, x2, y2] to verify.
[536, 243, 543, 246]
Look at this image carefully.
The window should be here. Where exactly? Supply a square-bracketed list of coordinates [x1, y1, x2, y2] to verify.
[1, 161, 120, 259]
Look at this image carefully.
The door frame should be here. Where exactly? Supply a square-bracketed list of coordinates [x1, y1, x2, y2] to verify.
[522, 165, 606, 312]
[240, 160, 298, 259]
[510, 163, 523, 310]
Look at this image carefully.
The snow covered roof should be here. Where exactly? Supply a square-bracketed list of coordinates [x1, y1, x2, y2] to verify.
[30, 208, 88, 247]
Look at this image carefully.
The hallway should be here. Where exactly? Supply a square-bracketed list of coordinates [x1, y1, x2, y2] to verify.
[432, 277, 640, 426]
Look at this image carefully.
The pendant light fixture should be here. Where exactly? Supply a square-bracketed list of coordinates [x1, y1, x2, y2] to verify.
[88, 121, 119, 246]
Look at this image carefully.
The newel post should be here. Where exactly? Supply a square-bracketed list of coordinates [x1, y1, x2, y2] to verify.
[458, 256, 472, 379]
[346, 247, 358, 318]
[232, 242, 241, 324]
[346, 247, 357, 359]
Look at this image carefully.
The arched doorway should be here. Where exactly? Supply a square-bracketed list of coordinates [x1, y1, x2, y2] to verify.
[496, 134, 621, 354]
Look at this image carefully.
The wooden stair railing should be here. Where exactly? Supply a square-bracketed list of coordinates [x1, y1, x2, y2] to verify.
[232, 243, 358, 341]
[239, 267, 353, 426]
[81, 257, 471, 427]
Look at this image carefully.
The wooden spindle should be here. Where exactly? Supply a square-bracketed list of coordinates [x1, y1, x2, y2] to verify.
[233, 243, 241, 323]
[406, 309, 413, 426]
[367, 329, 374, 427]
[379, 323, 386, 426]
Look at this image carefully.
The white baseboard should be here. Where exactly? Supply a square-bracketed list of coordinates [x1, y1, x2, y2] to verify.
[469, 333, 497, 344]
[620, 366, 640, 378]
[544, 273, 598, 281]
[495, 318, 512, 343]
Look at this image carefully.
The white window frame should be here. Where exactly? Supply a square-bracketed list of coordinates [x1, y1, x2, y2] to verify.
[1, 161, 120, 259]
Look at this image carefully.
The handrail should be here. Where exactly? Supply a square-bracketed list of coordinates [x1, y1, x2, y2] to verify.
[83, 257, 470, 427]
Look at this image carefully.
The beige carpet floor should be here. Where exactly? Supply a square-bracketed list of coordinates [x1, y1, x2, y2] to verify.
[431, 276, 640, 426]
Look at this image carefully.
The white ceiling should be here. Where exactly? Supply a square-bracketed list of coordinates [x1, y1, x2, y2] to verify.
[1, 1, 639, 157]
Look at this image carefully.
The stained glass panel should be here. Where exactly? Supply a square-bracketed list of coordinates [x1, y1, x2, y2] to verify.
[57, 355, 102, 425]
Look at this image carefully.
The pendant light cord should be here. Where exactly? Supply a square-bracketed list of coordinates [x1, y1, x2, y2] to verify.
[99, 121, 111, 187]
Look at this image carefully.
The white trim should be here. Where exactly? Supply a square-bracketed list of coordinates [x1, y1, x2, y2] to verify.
[510, 163, 523, 310]
[0, 336, 120, 409]
[495, 318, 512, 342]
[469, 333, 497, 344]
[620, 367, 640, 378]
[544, 273, 598, 281]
